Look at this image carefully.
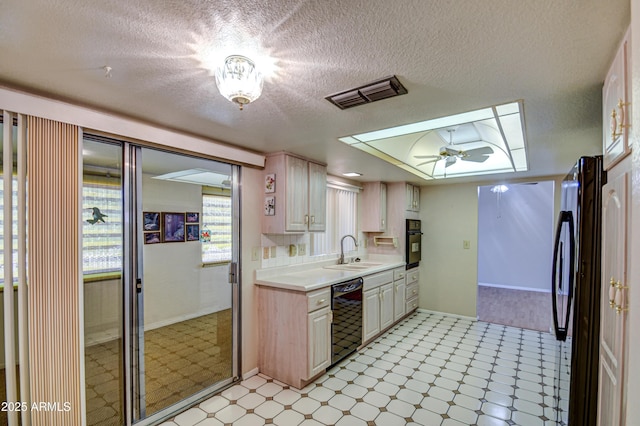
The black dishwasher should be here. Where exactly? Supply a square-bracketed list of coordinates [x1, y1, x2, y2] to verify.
[331, 277, 363, 365]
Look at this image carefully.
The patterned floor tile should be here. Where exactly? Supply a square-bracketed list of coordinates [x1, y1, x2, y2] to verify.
[164, 311, 568, 426]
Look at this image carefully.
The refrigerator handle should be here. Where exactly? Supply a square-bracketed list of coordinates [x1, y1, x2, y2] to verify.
[552, 210, 572, 341]
[564, 210, 576, 333]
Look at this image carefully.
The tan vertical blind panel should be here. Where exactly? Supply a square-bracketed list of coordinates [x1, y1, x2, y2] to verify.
[27, 117, 81, 425]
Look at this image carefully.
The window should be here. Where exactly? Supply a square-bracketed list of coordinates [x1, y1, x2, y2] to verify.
[82, 175, 122, 275]
[313, 185, 358, 255]
[201, 192, 232, 263]
[0, 176, 19, 286]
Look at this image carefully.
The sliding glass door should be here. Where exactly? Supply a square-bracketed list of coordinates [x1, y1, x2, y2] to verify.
[83, 138, 239, 425]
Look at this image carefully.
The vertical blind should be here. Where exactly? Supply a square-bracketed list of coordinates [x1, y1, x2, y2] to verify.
[313, 187, 358, 255]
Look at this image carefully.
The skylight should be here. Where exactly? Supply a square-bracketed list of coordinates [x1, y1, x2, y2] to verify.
[338, 101, 528, 180]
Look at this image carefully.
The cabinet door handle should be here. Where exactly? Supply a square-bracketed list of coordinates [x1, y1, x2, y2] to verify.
[305, 215, 309, 224]
[412, 289, 417, 295]
[311, 215, 315, 224]
[317, 299, 326, 305]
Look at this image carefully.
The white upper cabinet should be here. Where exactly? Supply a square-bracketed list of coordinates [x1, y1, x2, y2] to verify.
[603, 27, 631, 170]
[307, 161, 327, 231]
[361, 182, 387, 232]
[406, 183, 420, 212]
[262, 152, 327, 233]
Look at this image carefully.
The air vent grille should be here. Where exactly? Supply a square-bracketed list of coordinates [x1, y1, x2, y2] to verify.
[326, 75, 408, 110]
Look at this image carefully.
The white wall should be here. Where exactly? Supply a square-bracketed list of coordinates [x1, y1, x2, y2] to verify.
[419, 182, 480, 317]
[477, 181, 555, 292]
[419, 177, 564, 318]
[240, 167, 263, 376]
[141, 174, 231, 329]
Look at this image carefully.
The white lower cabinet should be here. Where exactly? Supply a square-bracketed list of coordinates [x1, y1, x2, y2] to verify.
[363, 268, 406, 345]
[405, 268, 419, 314]
[308, 306, 332, 378]
[393, 269, 407, 322]
[258, 286, 331, 389]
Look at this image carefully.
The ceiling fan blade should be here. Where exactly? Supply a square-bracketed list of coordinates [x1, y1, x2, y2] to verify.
[415, 158, 441, 167]
[413, 155, 441, 159]
[445, 156, 457, 168]
[465, 146, 494, 156]
[461, 154, 490, 163]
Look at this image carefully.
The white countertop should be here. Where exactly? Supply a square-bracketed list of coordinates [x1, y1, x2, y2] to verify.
[254, 255, 405, 292]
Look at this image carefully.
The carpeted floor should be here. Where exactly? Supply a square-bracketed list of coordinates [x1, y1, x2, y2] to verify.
[84, 309, 232, 425]
[476, 285, 552, 333]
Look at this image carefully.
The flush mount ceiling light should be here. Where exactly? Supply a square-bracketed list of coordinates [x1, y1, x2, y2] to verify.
[339, 100, 528, 181]
[215, 55, 263, 110]
[342, 172, 362, 177]
[490, 184, 509, 193]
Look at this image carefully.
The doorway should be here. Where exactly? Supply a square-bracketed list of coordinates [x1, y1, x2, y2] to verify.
[476, 181, 555, 332]
[82, 136, 240, 425]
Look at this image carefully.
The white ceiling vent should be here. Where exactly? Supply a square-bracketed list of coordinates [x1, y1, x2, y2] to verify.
[326, 75, 408, 110]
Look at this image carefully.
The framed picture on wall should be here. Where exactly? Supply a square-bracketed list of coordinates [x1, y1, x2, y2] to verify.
[265, 173, 275, 193]
[162, 212, 185, 242]
[186, 224, 200, 241]
[264, 196, 275, 216]
[144, 232, 161, 244]
[186, 212, 199, 223]
[143, 212, 160, 231]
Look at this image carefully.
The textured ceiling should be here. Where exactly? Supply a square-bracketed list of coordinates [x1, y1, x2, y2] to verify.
[0, 0, 630, 185]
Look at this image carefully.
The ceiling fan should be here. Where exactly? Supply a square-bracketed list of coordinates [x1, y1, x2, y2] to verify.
[414, 128, 494, 168]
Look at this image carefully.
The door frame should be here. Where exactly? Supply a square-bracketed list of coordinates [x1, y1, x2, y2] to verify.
[118, 141, 242, 426]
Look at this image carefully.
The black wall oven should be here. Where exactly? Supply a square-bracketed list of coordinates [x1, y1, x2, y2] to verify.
[406, 219, 422, 269]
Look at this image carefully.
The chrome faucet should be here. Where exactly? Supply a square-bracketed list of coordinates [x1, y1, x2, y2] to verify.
[339, 234, 358, 264]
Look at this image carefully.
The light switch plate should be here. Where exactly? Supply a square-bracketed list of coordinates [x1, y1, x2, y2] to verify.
[263, 247, 270, 259]
[463, 240, 471, 249]
[252, 247, 260, 261]
[270, 246, 277, 258]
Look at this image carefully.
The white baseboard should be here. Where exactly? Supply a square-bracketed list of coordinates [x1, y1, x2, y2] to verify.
[478, 282, 551, 293]
[242, 367, 259, 381]
[416, 308, 477, 322]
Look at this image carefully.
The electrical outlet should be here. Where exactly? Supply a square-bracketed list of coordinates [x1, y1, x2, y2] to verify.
[463, 240, 471, 249]
[298, 243, 306, 256]
[270, 246, 277, 258]
[263, 247, 270, 259]
[252, 247, 260, 261]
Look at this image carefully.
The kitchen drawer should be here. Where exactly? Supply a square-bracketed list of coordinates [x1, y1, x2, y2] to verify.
[406, 297, 419, 313]
[406, 282, 419, 300]
[393, 268, 406, 281]
[307, 288, 331, 312]
[406, 268, 419, 285]
[363, 270, 394, 290]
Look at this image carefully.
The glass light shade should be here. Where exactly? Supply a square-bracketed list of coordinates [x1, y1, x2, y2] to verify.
[215, 55, 263, 110]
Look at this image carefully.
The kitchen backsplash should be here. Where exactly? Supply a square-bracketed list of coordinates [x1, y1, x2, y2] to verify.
[259, 233, 365, 268]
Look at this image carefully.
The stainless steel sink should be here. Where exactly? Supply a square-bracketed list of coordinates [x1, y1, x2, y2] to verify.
[324, 262, 383, 271]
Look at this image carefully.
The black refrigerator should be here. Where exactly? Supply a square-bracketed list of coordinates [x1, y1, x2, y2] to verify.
[551, 155, 605, 425]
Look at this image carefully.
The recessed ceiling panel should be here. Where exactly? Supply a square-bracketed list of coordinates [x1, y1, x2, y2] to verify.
[338, 100, 528, 180]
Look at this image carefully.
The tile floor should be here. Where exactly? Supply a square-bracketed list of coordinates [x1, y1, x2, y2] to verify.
[161, 311, 566, 426]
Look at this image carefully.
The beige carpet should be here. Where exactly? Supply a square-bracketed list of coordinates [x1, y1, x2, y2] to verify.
[85, 309, 232, 425]
[476, 285, 552, 332]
